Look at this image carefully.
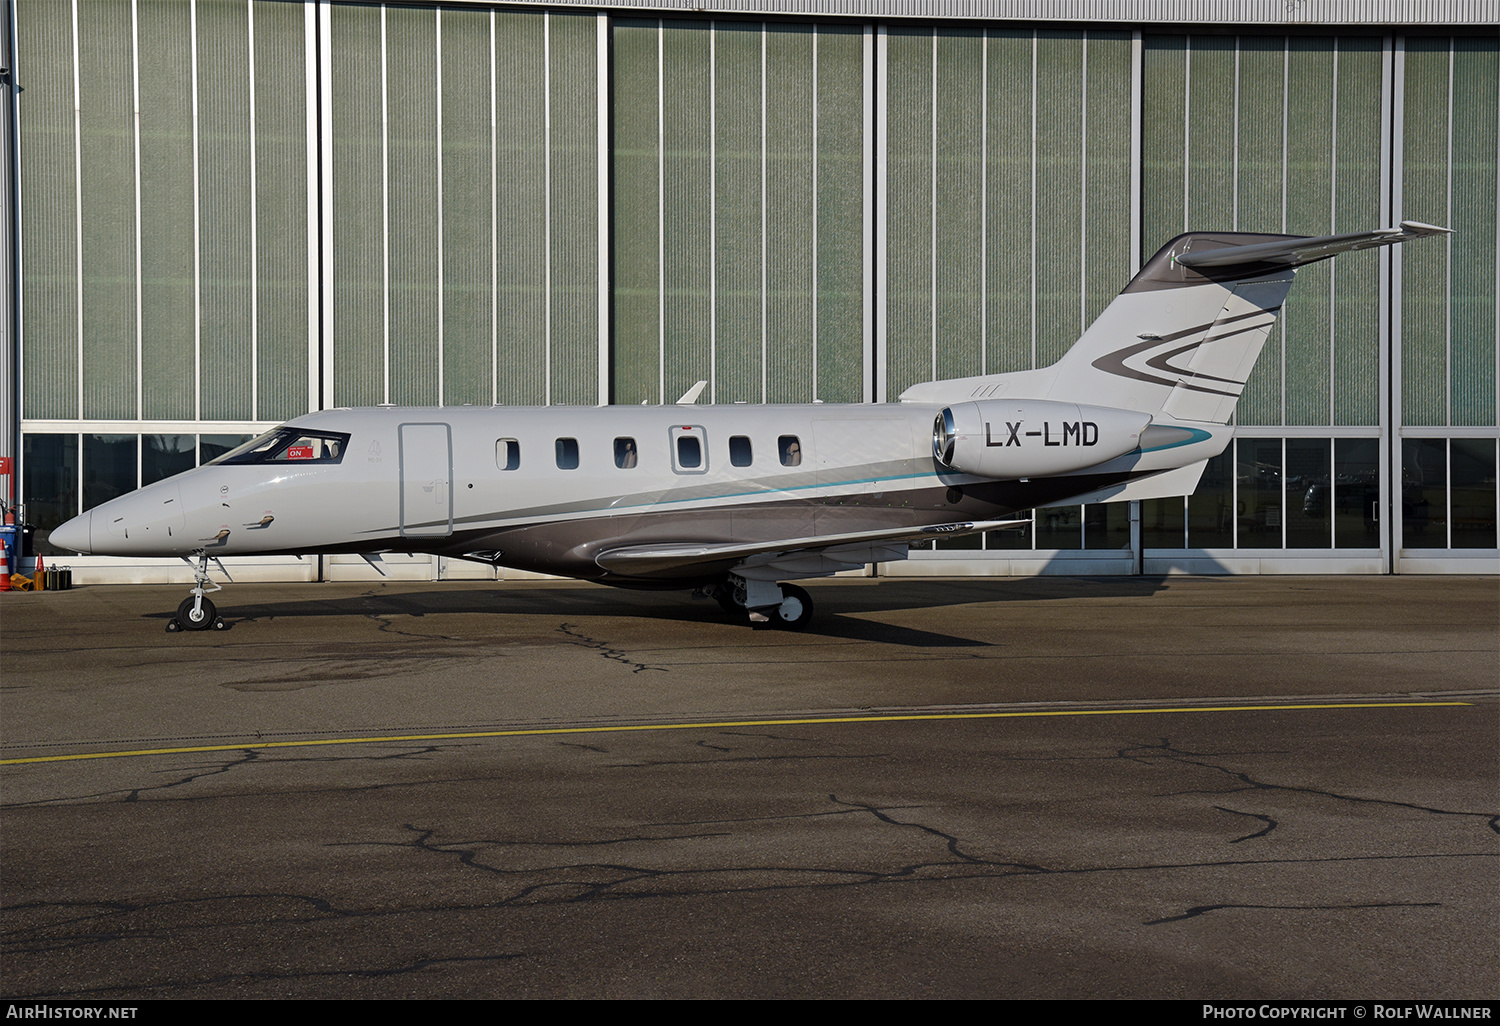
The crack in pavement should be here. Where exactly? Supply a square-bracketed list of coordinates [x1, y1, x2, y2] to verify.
[556, 623, 667, 674]
[1121, 737, 1500, 832]
[1144, 901, 1443, 926]
[1214, 806, 1278, 843]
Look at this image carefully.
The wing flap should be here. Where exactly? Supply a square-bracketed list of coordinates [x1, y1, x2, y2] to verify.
[594, 518, 1032, 577]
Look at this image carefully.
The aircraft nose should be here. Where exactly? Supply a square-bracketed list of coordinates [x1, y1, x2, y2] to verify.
[49, 511, 92, 554]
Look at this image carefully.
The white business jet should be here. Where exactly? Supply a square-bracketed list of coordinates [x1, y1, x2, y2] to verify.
[49, 223, 1448, 631]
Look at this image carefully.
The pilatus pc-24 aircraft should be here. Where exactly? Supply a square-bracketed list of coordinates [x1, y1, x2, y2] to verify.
[51, 222, 1448, 631]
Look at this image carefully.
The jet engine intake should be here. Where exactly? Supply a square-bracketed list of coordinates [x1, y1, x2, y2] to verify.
[933, 400, 1150, 479]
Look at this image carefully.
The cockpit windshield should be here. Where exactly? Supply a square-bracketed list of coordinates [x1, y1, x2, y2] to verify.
[206, 426, 350, 466]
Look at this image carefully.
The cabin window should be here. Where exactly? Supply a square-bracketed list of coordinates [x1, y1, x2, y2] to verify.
[555, 438, 579, 470]
[729, 435, 753, 467]
[779, 435, 802, 467]
[669, 425, 708, 474]
[496, 439, 520, 471]
[614, 437, 638, 469]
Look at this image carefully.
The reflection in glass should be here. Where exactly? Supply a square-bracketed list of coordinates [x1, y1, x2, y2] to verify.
[985, 515, 1032, 550]
[1450, 439, 1497, 549]
[1237, 439, 1283, 547]
[1036, 505, 1082, 550]
[83, 435, 139, 513]
[1284, 439, 1330, 548]
[1333, 439, 1380, 548]
[1083, 502, 1130, 549]
[729, 436, 752, 467]
[23, 434, 80, 555]
[1188, 450, 1234, 547]
[1401, 439, 1447, 548]
[143, 435, 197, 486]
[200, 434, 252, 465]
[1142, 496, 1186, 548]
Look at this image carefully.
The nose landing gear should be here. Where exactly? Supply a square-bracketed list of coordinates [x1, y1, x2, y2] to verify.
[167, 553, 228, 632]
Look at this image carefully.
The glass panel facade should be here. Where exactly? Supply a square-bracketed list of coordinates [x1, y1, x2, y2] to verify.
[1285, 439, 1331, 548]
[1333, 439, 1380, 549]
[1401, 439, 1448, 548]
[1450, 439, 1497, 549]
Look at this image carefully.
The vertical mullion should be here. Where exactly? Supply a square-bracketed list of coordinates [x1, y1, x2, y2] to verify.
[543, 12, 551, 406]
[872, 24, 884, 404]
[1080, 31, 1088, 337]
[1445, 39, 1453, 428]
[309, 1, 323, 413]
[596, 11, 609, 406]
[980, 27, 987, 375]
[71, 0, 82, 421]
[1182, 36, 1190, 233]
[657, 19, 664, 405]
[1388, 35, 1403, 566]
[759, 23, 767, 404]
[1029, 30, 1036, 368]
[1329, 39, 1338, 426]
[1233, 35, 1240, 228]
[811, 25, 817, 398]
[929, 30, 936, 384]
[709, 22, 716, 404]
[490, 10, 497, 405]
[1130, 29, 1141, 274]
[1280, 37, 1289, 427]
[248, 1, 258, 419]
[379, 5, 389, 405]
[131, 0, 142, 421]
[189, 0, 201, 421]
[435, 10, 444, 405]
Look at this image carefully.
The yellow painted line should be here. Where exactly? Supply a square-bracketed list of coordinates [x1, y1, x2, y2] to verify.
[0, 701, 1472, 766]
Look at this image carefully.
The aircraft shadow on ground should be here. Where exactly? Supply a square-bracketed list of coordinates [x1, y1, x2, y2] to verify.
[139, 571, 1225, 648]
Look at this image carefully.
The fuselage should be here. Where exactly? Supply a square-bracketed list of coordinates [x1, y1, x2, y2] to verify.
[48, 400, 1189, 584]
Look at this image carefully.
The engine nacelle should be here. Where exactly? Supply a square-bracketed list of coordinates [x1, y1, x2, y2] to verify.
[932, 400, 1150, 478]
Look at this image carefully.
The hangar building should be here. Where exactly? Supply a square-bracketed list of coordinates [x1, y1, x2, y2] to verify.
[2, 0, 1496, 582]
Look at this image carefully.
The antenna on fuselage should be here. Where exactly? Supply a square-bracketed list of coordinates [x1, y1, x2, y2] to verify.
[674, 380, 708, 405]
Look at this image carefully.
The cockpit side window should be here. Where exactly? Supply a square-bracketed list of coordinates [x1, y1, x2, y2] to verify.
[209, 427, 350, 466]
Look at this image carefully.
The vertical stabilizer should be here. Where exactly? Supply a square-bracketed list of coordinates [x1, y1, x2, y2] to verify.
[900, 222, 1450, 423]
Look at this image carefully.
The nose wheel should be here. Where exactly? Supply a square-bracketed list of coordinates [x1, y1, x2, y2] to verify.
[167, 554, 228, 632]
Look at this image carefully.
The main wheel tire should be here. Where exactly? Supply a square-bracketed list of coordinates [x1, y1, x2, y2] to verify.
[773, 584, 814, 630]
[713, 581, 740, 615]
[176, 596, 217, 631]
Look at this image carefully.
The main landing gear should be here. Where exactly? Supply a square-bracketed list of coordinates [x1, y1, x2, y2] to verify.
[167, 553, 228, 632]
[712, 574, 814, 630]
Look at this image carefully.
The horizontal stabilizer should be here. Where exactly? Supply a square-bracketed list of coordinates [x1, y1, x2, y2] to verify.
[1177, 221, 1450, 272]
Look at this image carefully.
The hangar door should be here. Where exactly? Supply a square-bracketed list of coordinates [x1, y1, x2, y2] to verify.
[399, 423, 453, 539]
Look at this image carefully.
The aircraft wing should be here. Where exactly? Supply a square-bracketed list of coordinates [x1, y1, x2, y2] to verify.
[1177, 220, 1450, 271]
[593, 518, 1032, 578]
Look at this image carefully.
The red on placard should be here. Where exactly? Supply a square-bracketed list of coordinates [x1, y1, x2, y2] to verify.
[287, 445, 315, 460]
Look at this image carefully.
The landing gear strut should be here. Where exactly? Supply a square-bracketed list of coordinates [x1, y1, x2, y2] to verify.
[721, 574, 815, 630]
[167, 553, 227, 632]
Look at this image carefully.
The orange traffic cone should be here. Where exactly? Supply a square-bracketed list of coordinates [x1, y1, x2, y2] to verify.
[33, 553, 44, 591]
[0, 546, 10, 591]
